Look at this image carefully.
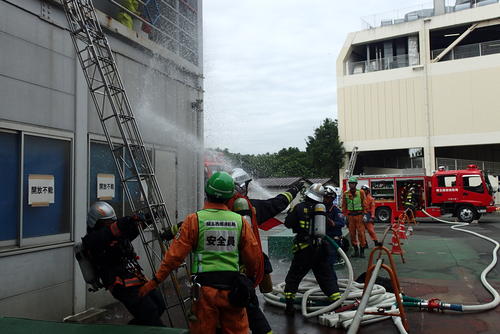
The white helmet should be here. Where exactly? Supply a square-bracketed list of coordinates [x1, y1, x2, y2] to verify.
[231, 168, 252, 188]
[87, 201, 116, 228]
[324, 185, 337, 197]
[305, 183, 324, 202]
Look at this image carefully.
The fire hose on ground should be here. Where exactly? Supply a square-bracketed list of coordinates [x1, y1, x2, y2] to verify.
[263, 211, 500, 333]
[263, 236, 407, 331]
[416, 209, 500, 312]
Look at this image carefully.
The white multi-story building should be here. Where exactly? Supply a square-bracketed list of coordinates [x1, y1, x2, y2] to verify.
[0, 0, 203, 321]
[337, 0, 500, 177]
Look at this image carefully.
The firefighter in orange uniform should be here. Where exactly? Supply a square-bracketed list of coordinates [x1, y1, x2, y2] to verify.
[342, 177, 367, 258]
[361, 185, 381, 247]
[139, 171, 262, 334]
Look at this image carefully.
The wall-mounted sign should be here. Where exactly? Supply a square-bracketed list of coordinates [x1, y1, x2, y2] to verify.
[97, 173, 115, 200]
[28, 174, 55, 206]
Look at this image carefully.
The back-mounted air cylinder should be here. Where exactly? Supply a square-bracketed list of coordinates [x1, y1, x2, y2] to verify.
[312, 203, 326, 237]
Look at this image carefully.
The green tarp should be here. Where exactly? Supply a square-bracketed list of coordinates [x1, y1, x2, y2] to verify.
[0, 317, 189, 334]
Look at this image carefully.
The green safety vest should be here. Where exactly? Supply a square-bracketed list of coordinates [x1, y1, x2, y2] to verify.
[344, 190, 363, 211]
[192, 209, 243, 274]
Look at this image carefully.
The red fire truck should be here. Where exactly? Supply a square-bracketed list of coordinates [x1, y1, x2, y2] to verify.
[204, 150, 226, 180]
[343, 165, 496, 223]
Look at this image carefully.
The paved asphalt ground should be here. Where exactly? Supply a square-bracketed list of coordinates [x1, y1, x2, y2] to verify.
[259, 215, 500, 334]
[93, 214, 500, 333]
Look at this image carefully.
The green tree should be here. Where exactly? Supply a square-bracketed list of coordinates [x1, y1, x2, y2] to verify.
[306, 118, 345, 180]
[273, 147, 312, 177]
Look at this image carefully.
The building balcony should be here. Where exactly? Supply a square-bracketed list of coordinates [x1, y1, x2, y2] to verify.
[431, 39, 500, 61]
[347, 53, 419, 75]
[92, 0, 199, 65]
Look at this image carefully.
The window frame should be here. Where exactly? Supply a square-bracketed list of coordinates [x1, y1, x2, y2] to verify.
[437, 175, 457, 188]
[88, 134, 155, 217]
[0, 122, 74, 254]
[462, 174, 485, 193]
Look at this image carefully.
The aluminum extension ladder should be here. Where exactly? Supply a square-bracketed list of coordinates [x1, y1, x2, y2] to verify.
[61, 0, 189, 326]
[339, 146, 359, 207]
[345, 146, 359, 180]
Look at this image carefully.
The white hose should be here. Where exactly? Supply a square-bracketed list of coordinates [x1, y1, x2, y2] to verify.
[301, 246, 353, 318]
[263, 242, 401, 329]
[421, 209, 500, 312]
[391, 304, 408, 334]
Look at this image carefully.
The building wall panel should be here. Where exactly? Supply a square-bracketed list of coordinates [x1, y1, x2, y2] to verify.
[0, 281, 73, 321]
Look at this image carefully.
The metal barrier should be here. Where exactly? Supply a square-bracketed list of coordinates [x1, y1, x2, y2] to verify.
[348, 53, 419, 75]
[436, 157, 500, 175]
[431, 39, 500, 62]
[361, 0, 499, 29]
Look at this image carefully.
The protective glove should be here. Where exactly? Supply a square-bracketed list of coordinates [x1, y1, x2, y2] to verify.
[362, 214, 369, 223]
[159, 222, 183, 241]
[138, 279, 158, 297]
[288, 181, 304, 197]
[131, 213, 145, 223]
[116, 216, 140, 239]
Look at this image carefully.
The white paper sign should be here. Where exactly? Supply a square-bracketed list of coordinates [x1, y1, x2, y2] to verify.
[97, 173, 115, 200]
[28, 174, 55, 206]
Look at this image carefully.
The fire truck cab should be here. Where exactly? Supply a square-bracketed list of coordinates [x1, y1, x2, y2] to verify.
[431, 165, 496, 222]
[343, 165, 496, 224]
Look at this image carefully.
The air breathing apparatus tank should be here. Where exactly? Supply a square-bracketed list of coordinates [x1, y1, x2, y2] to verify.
[233, 197, 252, 226]
[75, 242, 102, 292]
[312, 203, 326, 237]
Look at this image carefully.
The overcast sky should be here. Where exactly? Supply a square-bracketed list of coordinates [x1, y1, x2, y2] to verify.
[203, 0, 418, 154]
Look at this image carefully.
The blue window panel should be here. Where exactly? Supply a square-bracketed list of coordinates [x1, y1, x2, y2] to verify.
[89, 142, 123, 216]
[0, 132, 19, 241]
[23, 135, 71, 238]
[123, 149, 153, 215]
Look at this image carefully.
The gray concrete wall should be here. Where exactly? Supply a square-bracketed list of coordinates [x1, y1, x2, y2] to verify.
[0, 0, 203, 319]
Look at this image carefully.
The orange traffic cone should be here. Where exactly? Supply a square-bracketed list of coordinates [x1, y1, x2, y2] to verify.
[398, 222, 407, 240]
[391, 235, 403, 255]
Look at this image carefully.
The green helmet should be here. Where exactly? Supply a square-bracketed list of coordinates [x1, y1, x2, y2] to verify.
[348, 176, 358, 183]
[205, 171, 235, 199]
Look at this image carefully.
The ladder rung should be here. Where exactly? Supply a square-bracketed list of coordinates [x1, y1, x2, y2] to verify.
[123, 173, 153, 182]
[102, 114, 117, 122]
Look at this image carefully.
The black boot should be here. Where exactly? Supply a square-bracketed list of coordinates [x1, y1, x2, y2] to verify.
[285, 300, 295, 316]
[374, 240, 382, 247]
[353, 245, 359, 258]
[360, 246, 365, 258]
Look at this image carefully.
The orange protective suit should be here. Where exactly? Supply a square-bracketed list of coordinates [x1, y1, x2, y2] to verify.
[143, 202, 262, 334]
[342, 189, 367, 247]
[364, 193, 378, 242]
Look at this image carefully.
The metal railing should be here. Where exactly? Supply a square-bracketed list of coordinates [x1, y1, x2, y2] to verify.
[361, 0, 498, 29]
[93, 0, 199, 65]
[436, 157, 500, 175]
[431, 39, 500, 61]
[347, 53, 419, 75]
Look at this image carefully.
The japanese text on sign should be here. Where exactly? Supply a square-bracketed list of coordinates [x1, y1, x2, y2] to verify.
[28, 174, 55, 206]
[97, 173, 115, 200]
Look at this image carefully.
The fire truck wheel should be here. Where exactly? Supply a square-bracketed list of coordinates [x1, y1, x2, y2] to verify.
[456, 206, 477, 223]
[375, 207, 391, 224]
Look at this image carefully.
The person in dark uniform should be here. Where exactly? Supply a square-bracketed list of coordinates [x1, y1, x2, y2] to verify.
[403, 185, 420, 219]
[283, 183, 341, 316]
[324, 185, 347, 264]
[82, 201, 165, 326]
